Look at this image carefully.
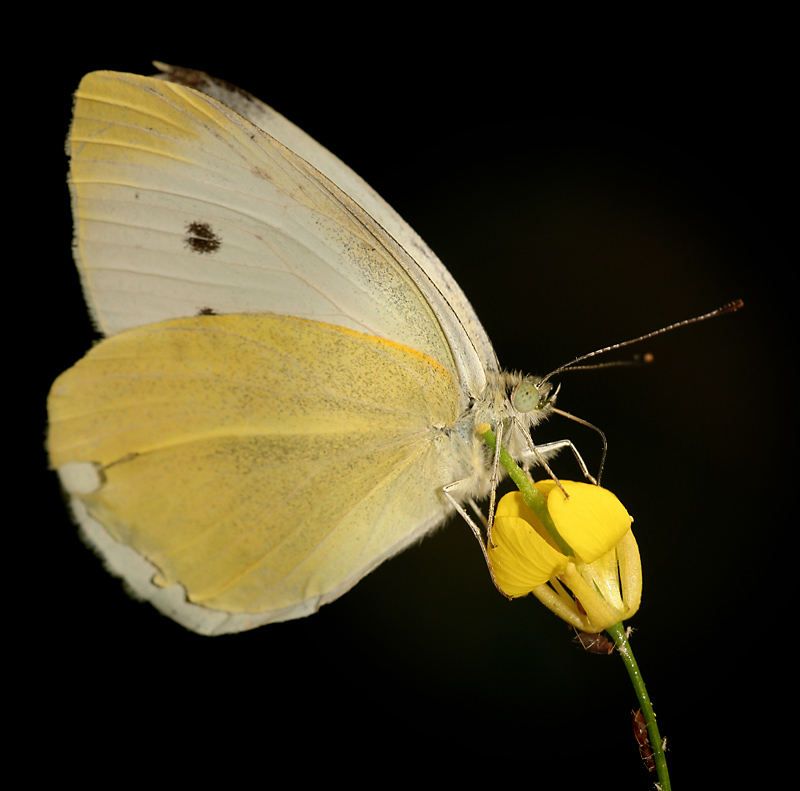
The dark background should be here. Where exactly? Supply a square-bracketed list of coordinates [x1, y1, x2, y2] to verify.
[27, 31, 789, 789]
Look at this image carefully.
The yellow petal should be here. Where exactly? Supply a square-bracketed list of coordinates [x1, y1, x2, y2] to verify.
[489, 492, 567, 596]
[616, 530, 642, 618]
[541, 481, 633, 563]
[561, 562, 628, 632]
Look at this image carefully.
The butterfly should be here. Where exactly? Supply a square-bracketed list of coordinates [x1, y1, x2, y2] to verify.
[47, 64, 595, 635]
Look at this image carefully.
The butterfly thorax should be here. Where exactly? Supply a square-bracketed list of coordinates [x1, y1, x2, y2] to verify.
[440, 369, 556, 501]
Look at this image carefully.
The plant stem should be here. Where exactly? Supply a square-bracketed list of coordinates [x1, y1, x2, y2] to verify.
[478, 425, 574, 555]
[606, 621, 671, 790]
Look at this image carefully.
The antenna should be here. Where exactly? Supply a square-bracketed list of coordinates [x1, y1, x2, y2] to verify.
[541, 299, 743, 385]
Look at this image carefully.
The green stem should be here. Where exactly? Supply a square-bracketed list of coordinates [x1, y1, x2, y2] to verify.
[606, 622, 671, 790]
[478, 426, 575, 556]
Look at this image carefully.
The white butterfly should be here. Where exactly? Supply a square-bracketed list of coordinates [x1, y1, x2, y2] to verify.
[48, 64, 563, 635]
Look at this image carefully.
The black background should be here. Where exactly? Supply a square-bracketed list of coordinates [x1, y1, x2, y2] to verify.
[27, 28, 789, 789]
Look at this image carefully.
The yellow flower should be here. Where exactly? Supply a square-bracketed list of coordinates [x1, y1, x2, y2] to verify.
[488, 481, 642, 632]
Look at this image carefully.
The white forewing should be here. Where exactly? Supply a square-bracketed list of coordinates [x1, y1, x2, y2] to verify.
[69, 69, 496, 400]
[153, 63, 500, 384]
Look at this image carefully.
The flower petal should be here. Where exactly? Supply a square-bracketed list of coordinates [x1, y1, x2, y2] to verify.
[542, 481, 633, 563]
[562, 562, 628, 632]
[489, 492, 567, 596]
[616, 529, 642, 618]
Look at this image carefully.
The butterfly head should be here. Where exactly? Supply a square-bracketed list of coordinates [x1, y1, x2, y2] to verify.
[510, 376, 559, 415]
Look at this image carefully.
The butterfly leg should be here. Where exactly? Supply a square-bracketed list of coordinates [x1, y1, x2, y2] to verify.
[467, 497, 488, 529]
[515, 421, 599, 489]
[526, 439, 598, 485]
[485, 420, 505, 548]
[442, 482, 511, 599]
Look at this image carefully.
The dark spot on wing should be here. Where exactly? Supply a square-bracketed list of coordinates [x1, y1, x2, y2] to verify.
[185, 221, 221, 254]
[198, 307, 217, 315]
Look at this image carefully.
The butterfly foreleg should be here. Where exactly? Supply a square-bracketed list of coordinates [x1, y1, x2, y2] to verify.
[520, 438, 598, 486]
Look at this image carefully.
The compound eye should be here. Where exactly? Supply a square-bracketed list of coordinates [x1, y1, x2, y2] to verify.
[511, 379, 540, 413]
